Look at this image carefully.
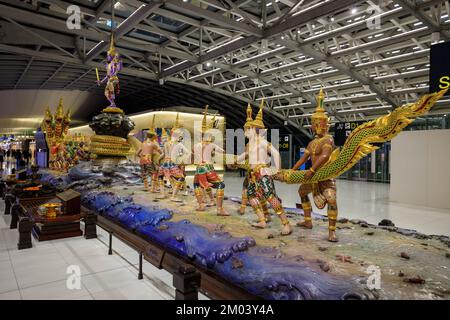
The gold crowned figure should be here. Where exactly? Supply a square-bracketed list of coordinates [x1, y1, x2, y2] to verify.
[136, 114, 161, 193]
[234, 99, 292, 235]
[97, 33, 123, 112]
[292, 88, 339, 242]
[193, 106, 228, 215]
[238, 103, 255, 215]
[156, 114, 189, 202]
[278, 88, 448, 242]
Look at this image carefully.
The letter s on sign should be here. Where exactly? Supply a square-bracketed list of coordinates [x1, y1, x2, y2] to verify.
[439, 76, 450, 89]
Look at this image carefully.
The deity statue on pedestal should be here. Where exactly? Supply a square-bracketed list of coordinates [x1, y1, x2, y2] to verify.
[96, 35, 122, 110]
[291, 89, 338, 242]
[89, 33, 134, 164]
[193, 106, 228, 216]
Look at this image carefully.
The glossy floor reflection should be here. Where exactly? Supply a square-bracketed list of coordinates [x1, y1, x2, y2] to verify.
[0, 201, 207, 300]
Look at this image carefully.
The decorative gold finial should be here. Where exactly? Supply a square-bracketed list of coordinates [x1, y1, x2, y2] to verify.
[208, 113, 218, 130]
[173, 112, 181, 130]
[108, 33, 116, 56]
[311, 88, 329, 123]
[201, 105, 209, 132]
[149, 114, 156, 134]
[64, 109, 71, 122]
[251, 98, 265, 129]
[161, 128, 168, 139]
[244, 103, 253, 129]
[44, 106, 52, 120]
[56, 98, 64, 119]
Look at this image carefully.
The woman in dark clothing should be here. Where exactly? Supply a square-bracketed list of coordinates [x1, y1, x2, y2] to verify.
[15, 150, 22, 168]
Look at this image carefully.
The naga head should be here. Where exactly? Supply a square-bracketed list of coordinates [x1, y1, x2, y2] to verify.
[56, 98, 64, 121]
[63, 109, 71, 134]
[43, 106, 53, 128]
[311, 88, 330, 136]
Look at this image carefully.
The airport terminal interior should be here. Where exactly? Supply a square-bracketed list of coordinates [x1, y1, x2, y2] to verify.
[0, 0, 449, 301]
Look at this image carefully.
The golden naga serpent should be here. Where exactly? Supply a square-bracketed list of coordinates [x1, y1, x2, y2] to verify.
[275, 89, 448, 184]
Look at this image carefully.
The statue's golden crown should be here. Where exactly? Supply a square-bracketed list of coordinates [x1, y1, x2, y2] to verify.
[311, 88, 329, 123]
[251, 99, 265, 129]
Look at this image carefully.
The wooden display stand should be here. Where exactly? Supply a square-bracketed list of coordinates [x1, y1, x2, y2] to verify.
[29, 209, 82, 241]
[95, 214, 256, 300]
[15, 189, 96, 249]
[57, 189, 81, 216]
[28, 190, 83, 241]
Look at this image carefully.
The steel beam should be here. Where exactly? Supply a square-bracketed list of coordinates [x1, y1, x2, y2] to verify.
[84, 1, 163, 62]
[14, 57, 34, 89]
[162, 0, 362, 78]
[394, 0, 450, 41]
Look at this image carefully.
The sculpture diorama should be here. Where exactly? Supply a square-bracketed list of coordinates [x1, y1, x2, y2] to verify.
[193, 106, 228, 216]
[37, 25, 449, 299]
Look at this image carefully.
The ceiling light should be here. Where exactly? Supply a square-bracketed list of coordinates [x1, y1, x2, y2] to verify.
[351, 8, 357, 14]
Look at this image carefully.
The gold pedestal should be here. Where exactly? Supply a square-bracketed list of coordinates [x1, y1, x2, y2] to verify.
[90, 135, 131, 157]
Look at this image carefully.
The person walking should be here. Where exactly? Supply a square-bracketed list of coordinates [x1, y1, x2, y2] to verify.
[15, 150, 22, 168]
[23, 149, 30, 166]
[0, 150, 4, 171]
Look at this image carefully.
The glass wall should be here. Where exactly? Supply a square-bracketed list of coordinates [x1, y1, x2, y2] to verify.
[336, 113, 449, 183]
[339, 142, 390, 183]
